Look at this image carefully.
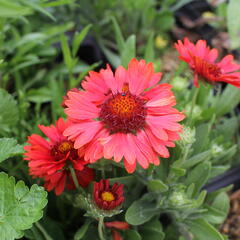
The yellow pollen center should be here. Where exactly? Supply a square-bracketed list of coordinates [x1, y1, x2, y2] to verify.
[58, 141, 73, 153]
[109, 94, 137, 116]
[101, 191, 115, 202]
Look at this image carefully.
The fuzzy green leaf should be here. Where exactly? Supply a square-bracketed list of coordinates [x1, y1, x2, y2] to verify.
[186, 219, 224, 240]
[125, 195, 157, 225]
[227, 0, 240, 49]
[0, 172, 48, 240]
[0, 138, 24, 163]
[0, 89, 19, 131]
[147, 179, 168, 192]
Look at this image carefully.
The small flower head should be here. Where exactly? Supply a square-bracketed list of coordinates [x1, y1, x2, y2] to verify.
[179, 126, 196, 146]
[24, 118, 94, 195]
[175, 38, 240, 88]
[93, 179, 124, 210]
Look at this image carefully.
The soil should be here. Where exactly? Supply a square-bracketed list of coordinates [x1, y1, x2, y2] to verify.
[221, 190, 240, 239]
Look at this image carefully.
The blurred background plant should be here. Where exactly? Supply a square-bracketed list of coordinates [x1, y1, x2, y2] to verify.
[0, 0, 239, 239]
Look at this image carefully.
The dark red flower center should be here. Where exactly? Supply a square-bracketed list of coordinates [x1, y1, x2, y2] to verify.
[99, 91, 146, 134]
[101, 191, 115, 202]
[194, 57, 222, 82]
[51, 140, 78, 161]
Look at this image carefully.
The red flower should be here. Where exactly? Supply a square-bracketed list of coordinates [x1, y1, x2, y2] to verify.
[61, 88, 80, 108]
[111, 230, 122, 240]
[64, 58, 184, 173]
[105, 221, 130, 240]
[24, 118, 94, 195]
[105, 221, 130, 230]
[175, 38, 240, 87]
[93, 179, 124, 210]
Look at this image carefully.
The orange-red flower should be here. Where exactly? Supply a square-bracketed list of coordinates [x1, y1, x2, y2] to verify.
[93, 179, 124, 210]
[24, 118, 94, 195]
[63, 58, 184, 173]
[105, 221, 130, 240]
[175, 38, 240, 88]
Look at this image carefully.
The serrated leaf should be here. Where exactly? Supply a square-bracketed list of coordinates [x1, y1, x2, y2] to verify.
[0, 138, 24, 163]
[0, 89, 19, 131]
[186, 219, 224, 240]
[0, 172, 48, 240]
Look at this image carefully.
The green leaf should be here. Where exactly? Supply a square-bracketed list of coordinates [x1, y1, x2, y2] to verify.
[125, 194, 158, 225]
[183, 150, 211, 169]
[74, 220, 92, 240]
[0, 172, 48, 240]
[147, 179, 168, 192]
[0, 89, 19, 131]
[186, 219, 224, 240]
[155, 10, 174, 31]
[140, 218, 165, 240]
[227, 0, 240, 49]
[111, 16, 125, 52]
[20, 0, 56, 21]
[0, 0, 32, 18]
[61, 34, 73, 71]
[215, 85, 240, 116]
[0, 138, 24, 163]
[41, 0, 76, 8]
[185, 162, 211, 196]
[72, 24, 92, 57]
[26, 87, 51, 104]
[121, 35, 136, 68]
[124, 230, 142, 240]
[144, 32, 154, 62]
[203, 192, 230, 224]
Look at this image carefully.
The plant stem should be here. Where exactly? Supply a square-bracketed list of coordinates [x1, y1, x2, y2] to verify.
[69, 165, 85, 195]
[35, 222, 53, 240]
[187, 87, 200, 125]
[98, 216, 105, 240]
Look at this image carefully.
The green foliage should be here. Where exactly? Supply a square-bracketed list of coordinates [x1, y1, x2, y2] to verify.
[0, 138, 23, 163]
[227, 0, 240, 49]
[0, 172, 47, 240]
[0, 89, 19, 133]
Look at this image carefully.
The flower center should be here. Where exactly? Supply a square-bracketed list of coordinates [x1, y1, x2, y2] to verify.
[194, 57, 222, 82]
[99, 92, 146, 134]
[51, 140, 78, 161]
[58, 141, 73, 153]
[101, 191, 115, 202]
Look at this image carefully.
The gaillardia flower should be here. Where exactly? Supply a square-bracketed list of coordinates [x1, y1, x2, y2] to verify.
[93, 179, 124, 210]
[24, 118, 94, 195]
[64, 58, 184, 173]
[175, 38, 240, 87]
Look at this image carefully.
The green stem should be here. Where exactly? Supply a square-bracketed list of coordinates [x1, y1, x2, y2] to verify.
[35, 222, 54, 240]
[69, 165, 85, 195]
[187, 87, 200, 125]
[98, 216, 105, 240]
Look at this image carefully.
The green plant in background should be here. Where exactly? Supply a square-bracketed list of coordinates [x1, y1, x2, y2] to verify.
[0, 0, 239, 240]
